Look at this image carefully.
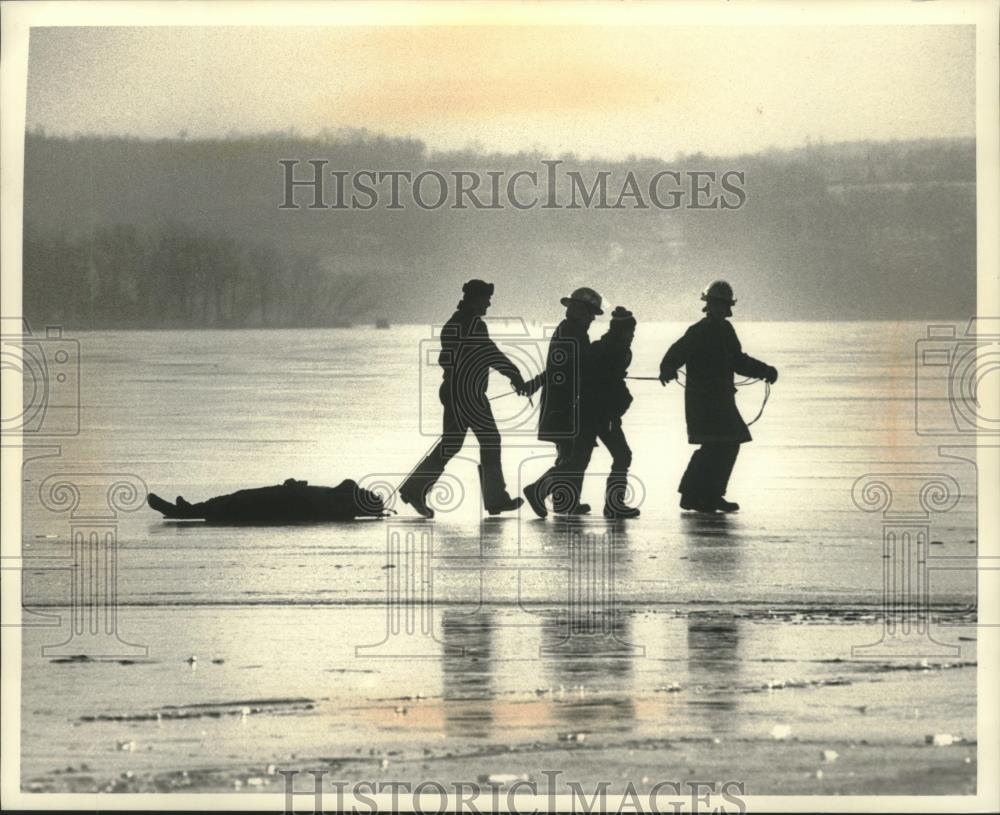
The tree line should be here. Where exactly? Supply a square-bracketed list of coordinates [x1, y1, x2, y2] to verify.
[22, 131, 976, 325]
[23, 221, 383, 328]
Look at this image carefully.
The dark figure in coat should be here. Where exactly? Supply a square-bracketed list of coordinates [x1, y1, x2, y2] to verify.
[521, 287, 604, 517]
[588, 306, 641, 519]
[399, 280, 526, 518]
[659, 280, 778, 513]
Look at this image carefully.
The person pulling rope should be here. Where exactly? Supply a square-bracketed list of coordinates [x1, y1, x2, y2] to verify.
[625, 372, 772, 426]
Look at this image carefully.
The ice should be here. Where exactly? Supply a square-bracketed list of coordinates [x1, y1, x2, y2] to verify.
[17, 324, 978, 794]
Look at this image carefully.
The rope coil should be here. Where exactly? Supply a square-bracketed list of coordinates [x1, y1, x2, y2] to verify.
[489, 372, 772, 425]
[626, 372, 772, 426]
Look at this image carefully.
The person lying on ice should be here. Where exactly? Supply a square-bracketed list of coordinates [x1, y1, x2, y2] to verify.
[588, 306, 642, 519]
[658, 280, 778, 513]
[399, 279, 527, 519]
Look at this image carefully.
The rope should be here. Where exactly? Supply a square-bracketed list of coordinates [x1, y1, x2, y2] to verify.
[390, 387, 532, 501]
[488, 389, 517, 401]
[488, 389, 533, 407]
[626, 372, 772, 426]
[745, 381, 771, 426]
[385, 438, 438, 501]
[493, 376, 769, 423]
[394, 371, 771, 507]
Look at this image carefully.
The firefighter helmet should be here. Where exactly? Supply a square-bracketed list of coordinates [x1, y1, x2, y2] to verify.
[700, 280, 737, 306]
[560, 287, 604, 315]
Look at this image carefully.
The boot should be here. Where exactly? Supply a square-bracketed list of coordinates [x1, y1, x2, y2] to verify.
[523, 482, 547, 518]
[399, 485, 434, 519]
[604, 476, 640, 519]
[479, 465, 523, 515]
[604, 504, 640, 519]
[680, 494, 714, 512]
[486, 496, 524, 516]
[559, 503, 591, 516]
[714, 497, 740, 513]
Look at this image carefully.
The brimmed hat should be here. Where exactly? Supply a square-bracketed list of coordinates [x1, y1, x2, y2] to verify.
[610, 306, 634, 321]
[560, 287, 604, 315]
[700, 280, 737, 306]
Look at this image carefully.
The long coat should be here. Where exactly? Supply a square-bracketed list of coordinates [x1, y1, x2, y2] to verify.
[527, 317, 591, 443]
[660, 317, 772, 445]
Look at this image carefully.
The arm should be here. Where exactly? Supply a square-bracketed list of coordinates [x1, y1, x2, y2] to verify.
[524, 324, 580, 397]
[523, 371, 544, 396]
[728, 324, 778, 382]
[438, 321, 461, 372]
[472, 317, 524, 388]
[659, 330, 691, 384]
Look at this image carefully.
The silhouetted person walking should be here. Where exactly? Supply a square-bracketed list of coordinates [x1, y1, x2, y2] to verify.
[589, 306, 641, 519]
[399, 280, 526, 518]
[659, 281, 778, 513]
[522, 287, 603, 517]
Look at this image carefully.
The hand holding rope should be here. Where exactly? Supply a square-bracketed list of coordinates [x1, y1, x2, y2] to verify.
[625, 371, 773, 426]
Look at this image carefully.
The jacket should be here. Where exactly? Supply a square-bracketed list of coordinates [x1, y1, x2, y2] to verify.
[587, 331, 633, 426]
[526, 316, 591, 443]
[660, 317, 772, 444]
[439, 304, 521, 399]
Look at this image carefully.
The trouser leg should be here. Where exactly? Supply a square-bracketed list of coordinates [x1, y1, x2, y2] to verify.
[710, 443, 740, 498]
[470, 402, 509, 510]
[598, 420, 633, 510]
[563, 431, 596, 510]
[687, 443, 740, 504]
[536, 440, 574, 501]
[678, 447, 708, 503]
[400, 395, 467, 500]
[536, 432, 596, 511]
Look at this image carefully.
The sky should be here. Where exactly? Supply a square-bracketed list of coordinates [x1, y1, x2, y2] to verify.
[26, 25, 975, 159]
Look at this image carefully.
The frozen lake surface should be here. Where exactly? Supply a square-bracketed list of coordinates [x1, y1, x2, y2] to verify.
[17, 321, 979, 794]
